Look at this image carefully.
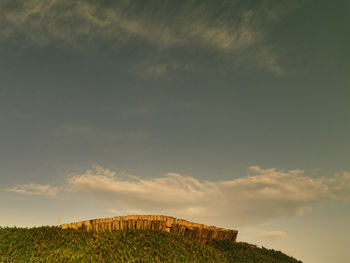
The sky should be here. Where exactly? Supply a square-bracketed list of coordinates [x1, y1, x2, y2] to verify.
[0, 0, 349, 262]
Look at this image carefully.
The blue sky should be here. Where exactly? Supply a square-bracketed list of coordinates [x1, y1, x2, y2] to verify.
[0, 1, 349, 262]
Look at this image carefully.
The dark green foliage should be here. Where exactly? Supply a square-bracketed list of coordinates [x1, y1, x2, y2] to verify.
[210, 240, 303, 263]
[0, 227, 302, 263]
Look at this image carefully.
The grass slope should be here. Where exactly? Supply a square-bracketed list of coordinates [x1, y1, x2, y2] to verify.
[0, 227, 302, 263]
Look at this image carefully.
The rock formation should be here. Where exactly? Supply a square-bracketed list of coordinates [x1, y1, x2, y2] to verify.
[60, 215, 238, 244]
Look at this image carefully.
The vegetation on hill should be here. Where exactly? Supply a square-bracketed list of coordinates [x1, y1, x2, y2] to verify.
[0, 226, 302, 263]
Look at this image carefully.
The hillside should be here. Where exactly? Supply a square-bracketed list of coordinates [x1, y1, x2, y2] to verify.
[0, 227, 302, 263]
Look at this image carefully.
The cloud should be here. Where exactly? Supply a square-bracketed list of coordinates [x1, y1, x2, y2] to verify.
[0, 0, 257, 49]
[327, 171, 350, 200]
[257, 230, 288, 240]
[8, 165, 348, 227]
[107, 208, 122, 215]
[0, 0, 299, 74]
[6, 183, 59, 196]
[65, 165, 350, 227]
[133, 57, 194, 78]
[240, 227, 288, 240]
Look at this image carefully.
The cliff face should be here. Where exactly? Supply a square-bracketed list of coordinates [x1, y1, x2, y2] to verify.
[60, 215, 238, 244]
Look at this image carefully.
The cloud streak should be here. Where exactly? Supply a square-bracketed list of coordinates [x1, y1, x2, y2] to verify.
[0, 0, 257, 49]
[0, 0, 300, 74]
[257, 230, 288, 240]
[9, 165, 348, 227]
[6, 183, 59, 197]
[65, 165, 349, 227]
[243, 228, 288, 240]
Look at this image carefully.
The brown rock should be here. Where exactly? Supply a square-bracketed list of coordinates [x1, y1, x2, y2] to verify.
[59, 215, 238, 243]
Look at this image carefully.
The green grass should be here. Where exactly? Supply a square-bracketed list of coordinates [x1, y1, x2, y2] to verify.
[0, 226, 302, 263]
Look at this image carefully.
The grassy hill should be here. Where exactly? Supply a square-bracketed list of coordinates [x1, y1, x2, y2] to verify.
[0, 226, 302, 263]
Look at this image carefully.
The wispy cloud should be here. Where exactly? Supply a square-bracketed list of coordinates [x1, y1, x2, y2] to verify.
[241, 227, 288, 240]
[0, 0, 300, 74]
[257, 230, 288, 240]
[8, 165, 347, 227]
[66, 165, 350, 227]
[107, 208, 122, 215]
[0, 0, 257, 49]
[6, 183, 59, 197]
[133, 56, 194, 78]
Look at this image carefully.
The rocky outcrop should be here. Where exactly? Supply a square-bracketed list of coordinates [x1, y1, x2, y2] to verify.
[60, 215, 238, 244]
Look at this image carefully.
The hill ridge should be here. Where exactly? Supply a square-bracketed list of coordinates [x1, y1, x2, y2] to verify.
[60, 214, 238, 243]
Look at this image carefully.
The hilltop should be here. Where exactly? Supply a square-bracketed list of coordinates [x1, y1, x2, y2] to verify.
[59, 215, 238, 244]
[0, 226, 302, 263]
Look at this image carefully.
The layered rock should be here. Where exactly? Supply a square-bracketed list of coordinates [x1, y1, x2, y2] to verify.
[60, 215, 238, 244]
